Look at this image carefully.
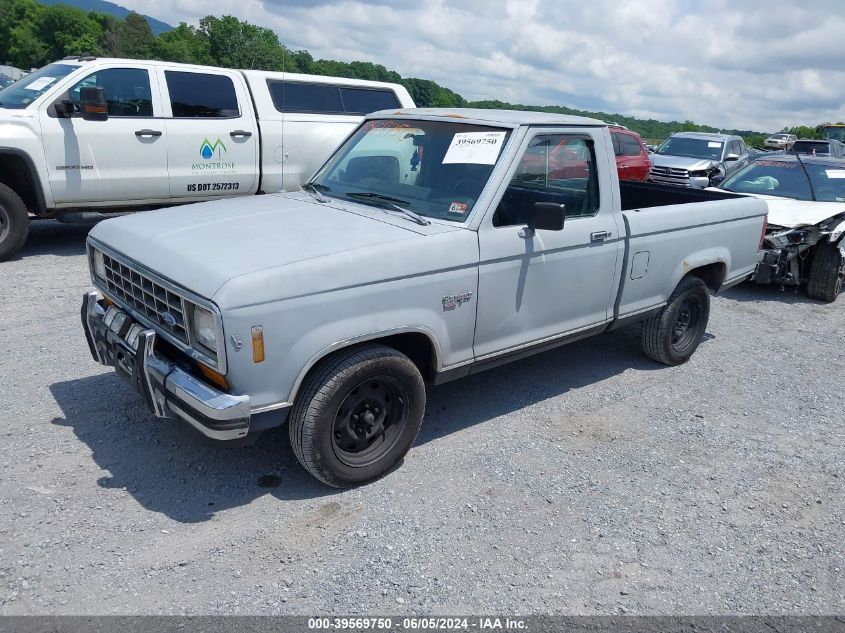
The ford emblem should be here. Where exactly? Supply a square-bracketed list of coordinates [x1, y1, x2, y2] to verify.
[160, 311, 177, 327]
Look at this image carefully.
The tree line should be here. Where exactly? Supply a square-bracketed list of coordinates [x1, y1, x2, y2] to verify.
[0, 0, 833, 145]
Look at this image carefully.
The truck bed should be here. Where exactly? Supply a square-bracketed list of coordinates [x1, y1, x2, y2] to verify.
[620, 180, 741, 211]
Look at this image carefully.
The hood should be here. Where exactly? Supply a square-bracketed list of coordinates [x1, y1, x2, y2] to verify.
[650, 153, 718, 171]
[754, 196, 845, 228]
[89, 193, 452, 299]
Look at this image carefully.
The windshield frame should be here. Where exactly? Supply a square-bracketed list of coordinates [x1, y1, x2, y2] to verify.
[0, 63, 79, 110]
[308, 117, 516, 225]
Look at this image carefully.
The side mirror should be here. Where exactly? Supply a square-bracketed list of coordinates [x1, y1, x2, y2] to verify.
[79, 86, 108, 121]
[724, 153, 739, 162]
[520, 202, 565, 237]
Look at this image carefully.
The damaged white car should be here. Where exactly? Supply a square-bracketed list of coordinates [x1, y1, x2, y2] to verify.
[718, 155, 845, 302]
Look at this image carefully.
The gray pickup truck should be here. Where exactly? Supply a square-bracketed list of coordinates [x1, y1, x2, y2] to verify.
[81, 109, 767, 487]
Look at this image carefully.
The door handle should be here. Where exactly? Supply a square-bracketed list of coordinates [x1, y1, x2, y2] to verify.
[619, 164, 629, 168]
[230, 130, 253, 138]
[135, 129, 162, 137]
[590, 231, 611, 242]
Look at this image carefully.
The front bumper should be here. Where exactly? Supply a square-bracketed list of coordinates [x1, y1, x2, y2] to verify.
[81, 290, 251, 440]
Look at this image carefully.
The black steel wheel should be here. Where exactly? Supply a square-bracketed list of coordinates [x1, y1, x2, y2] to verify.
[331, 376, 409, 468]
[289, 344, 425, 487]
[641, 275, 711, 366]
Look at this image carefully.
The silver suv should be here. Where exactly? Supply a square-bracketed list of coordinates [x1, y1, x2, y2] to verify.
[650, 132, 749, 188]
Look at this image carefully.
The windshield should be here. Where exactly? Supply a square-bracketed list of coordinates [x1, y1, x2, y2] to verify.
[822, 127, 845, 142]
[310, 119, 512, 223]
[770, 134, 789, 140]
[721, 160, 845, 202]
[0, 64, 77, 109]
[656, 136, 723, 160]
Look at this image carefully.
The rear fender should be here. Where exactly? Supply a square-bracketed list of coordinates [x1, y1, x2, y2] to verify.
[670, 248, 730, 293]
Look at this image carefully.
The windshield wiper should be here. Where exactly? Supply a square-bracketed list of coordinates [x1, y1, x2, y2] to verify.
[792, 151, 817, 201]
[302, 182, 329, 203]
[345, 192, 431, 226]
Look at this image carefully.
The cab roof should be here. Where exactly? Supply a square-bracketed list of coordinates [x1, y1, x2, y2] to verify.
[370, 107, 607, 128]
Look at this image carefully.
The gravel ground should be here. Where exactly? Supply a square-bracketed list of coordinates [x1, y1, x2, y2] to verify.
[0, 220, 842, 615]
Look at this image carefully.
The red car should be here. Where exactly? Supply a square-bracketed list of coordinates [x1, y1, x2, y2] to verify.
[518, 126, 652, 182]
[609, 126, 652, 181]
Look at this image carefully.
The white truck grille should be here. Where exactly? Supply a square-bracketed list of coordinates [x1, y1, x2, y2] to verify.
[100, 252, 189, 345]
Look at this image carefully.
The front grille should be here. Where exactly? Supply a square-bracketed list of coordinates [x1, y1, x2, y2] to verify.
[650, 165, 691, 186]
[101, 253, 189, 345]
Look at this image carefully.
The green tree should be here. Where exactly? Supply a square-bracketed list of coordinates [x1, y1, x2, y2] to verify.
[0, 0, 47, 68]
[38, 4, 102, 60]
[120, 12, 156, 59]
[199, 15, 284, 70]
[154, 23, 213, 64]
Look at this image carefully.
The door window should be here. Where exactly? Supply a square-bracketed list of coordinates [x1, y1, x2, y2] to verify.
[62, 68, 152, 117]
[165, 71, 239, 118]
[619, 133, 643, 156]
[493, 135, 600, 226]
[611, 132, 622, 156]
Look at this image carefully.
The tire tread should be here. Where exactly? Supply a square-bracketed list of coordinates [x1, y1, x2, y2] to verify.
[0, 183, 29, 262]
[807, 242, 843, 303]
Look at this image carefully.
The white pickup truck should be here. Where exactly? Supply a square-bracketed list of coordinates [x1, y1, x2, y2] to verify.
[81, 109, 767, 487]
[0, 56, 414, 260]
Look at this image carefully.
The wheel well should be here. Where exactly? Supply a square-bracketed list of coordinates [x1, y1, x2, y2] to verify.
[0, 154, 42, 212]
[687, 262, 726, 292]
[368, 332, 438, 382]
[302, 332, 439, 393]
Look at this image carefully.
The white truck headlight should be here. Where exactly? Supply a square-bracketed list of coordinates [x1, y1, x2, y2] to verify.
[93, 249, 106, 279]
[192, 306, 217, 354]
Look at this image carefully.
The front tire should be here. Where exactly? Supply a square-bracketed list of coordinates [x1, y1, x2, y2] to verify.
[0, 183, 29, 262]
[641, 276, 711, 366]
[806, 242, 844, 302]
[289, 345, 425, 488]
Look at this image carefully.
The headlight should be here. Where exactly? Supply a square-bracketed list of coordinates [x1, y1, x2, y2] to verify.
[92, 249, 106, 279]
[192, 306, 217, 354]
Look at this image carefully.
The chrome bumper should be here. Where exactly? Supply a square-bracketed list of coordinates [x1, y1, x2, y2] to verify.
[81, 290, 250, 440]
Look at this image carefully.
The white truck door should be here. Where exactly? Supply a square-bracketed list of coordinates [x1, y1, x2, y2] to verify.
[474, 131, 622, 358]
[39, 64, 170, 204]
[157, 67, 259, 200]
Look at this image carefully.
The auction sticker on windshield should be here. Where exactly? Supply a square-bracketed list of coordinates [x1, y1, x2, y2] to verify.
[443, 131, 507, 164]
[825, 170, 845, 179]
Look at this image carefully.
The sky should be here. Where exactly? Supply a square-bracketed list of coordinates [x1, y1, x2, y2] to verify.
[112, 0, 845, 132]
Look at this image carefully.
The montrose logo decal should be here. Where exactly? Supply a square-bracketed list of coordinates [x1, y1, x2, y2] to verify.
[200, 137, 227, 160]
[192, 137, 236, 174]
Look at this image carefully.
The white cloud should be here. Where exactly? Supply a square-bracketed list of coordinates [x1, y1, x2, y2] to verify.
[113, 0, 845, 132]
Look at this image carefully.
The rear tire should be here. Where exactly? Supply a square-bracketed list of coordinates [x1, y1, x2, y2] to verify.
[289, 345, 425, 488]
[806, 242, 844, 303]
[641, 275, 711, 366]
[0, 183, 29, 262]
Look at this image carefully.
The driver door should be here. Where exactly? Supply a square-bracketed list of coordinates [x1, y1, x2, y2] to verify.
[39, 64, 170, 204]
[473, 130, 622, 359]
